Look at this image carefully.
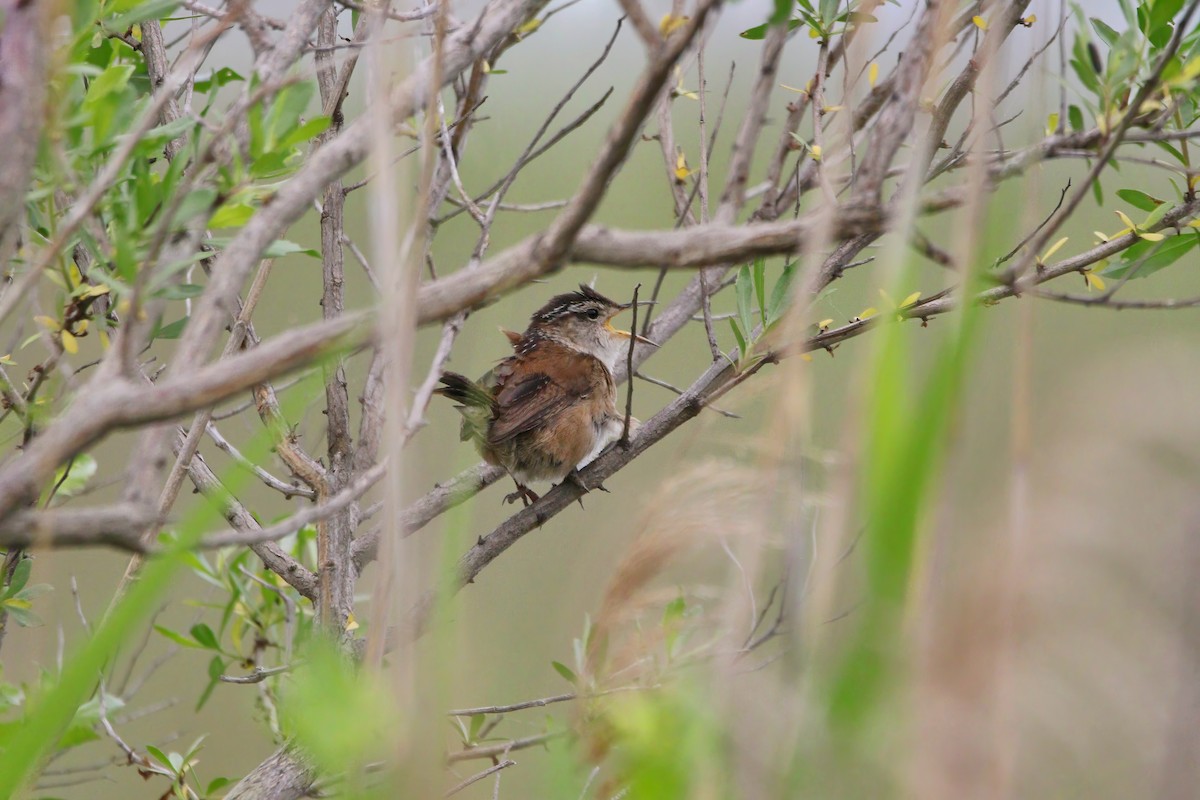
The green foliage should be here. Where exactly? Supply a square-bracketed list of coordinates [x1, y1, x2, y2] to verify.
[279, 637, 398, 774]
[741, 0, 878, 40]
[1, 557, 52, 628]
[726, 256, 800, 365]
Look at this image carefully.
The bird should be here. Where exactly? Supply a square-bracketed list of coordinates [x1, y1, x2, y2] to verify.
[436, 285, 655, 506]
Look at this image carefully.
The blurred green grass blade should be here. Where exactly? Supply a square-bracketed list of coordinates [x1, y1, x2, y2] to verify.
[829, 251, 986, 732]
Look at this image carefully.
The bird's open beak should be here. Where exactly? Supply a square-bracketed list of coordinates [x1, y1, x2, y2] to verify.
[606, 306, 658, 346]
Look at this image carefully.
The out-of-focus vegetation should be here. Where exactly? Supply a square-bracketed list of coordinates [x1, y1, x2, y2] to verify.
[0, 0, 1199, 798]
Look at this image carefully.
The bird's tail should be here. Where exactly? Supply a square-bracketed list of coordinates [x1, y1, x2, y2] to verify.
[435, 372, 494, 409]
[435, 372, 494, 443]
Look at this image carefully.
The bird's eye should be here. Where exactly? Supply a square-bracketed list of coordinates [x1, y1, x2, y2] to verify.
[586, 308, 600, 319]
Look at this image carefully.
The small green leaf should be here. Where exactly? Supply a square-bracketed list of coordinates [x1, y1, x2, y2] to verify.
[1068, 104, 1085, 131]
[468, 713, 486, 741]
[4, 559, 31, 599]
[1152, 139, 1187, 165]
[1116, 189, 1161, 212]
[3, 604, 42, 627]
[145, 744, 173, 772]
[193, 66, 244, 93]
[662, 595, 686, 626]
[766, 261, 799, 327]
[51, 454, 97, 500]
[769, 0, 793, 25]
[1141, 201, 1171, 230]
[753, 257, 767, 324]
[190, 623, 219, 651]
[157, 284, 205, 300]
[154, 624, 200, 648]
[263, 239, 320, 259]
[153, 318, 188, 340]
[207, 777, 232, 795]
[1102, 232, 1198, 279]
[137, 117, 197, 151]
[84, 64, 134, 103]
[107, 0, 180, 28]
[208, 203, 255, 228]
[172, 188, 218, 228]
[277, 116, 333, 149]
[1089, 17, 1119, 47]
[551, 661, 577, 685]
[739, 18, 803, 39]
[735, 265, 754, 343]
[197, 656, 225, 711]
[727, 318, 748, 358]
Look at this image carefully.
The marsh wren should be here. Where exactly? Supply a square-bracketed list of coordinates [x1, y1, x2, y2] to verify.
[436, 285, 654, 505]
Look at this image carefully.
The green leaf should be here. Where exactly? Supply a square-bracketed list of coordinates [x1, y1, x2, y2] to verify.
[3, 604, 42, 627]
[266, 81, 315, 149]
[1141, 201, 1171, 229]
[727, 318, 748, 359]
[1068, 104, 1085, 131]
[769, 0, 793, 25]
[108, 0, 180, 28]
[551, 660, 577, 685]
[137, 117, 196, 152]
[735, 264, 754, 343]
[189, 623, 219, 651]
[196, 656, 225, 711]
[156, 283, 205, 300]
[84, 64, 134, 104]
[766, 261, 799, 327]
[662, 595, 686, 626]
[56, 722, 101, 750]
[263, 239, 319, 259]
[50, 454, 97, 500]
[739, 18, 803, 39]
[249, 151, 291, 178]
[4, 559, 31, 599]
[193, 66, 244, 93]
[154, 624, 200, 648]
[277, 116, 332, 149]
[172, 188, 218, 228]
[1102, 232, 1199, 278]
[208, 203, 255, 228]
[145, 744, 174, 772]
[153, 318, 188, 340]
[207, 777, 232, 795]
[1089, 17, 1119, 47]
[753, 257, 767, 324]
[14, 584, 53, 602]
[1152, 139, 1187, 165]
[468, 713, 486, 741]
[1116, 188, 1161, 212]
[1148, 0, 1185, 44]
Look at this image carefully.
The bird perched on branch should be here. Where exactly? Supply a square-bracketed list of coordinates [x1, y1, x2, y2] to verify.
[436, 285, 655, 506]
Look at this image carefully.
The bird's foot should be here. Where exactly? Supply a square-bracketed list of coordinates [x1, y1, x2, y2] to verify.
[504, 482, 539, 506]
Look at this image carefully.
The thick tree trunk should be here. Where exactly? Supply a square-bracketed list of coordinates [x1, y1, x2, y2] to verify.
[225, 746, 317, 800]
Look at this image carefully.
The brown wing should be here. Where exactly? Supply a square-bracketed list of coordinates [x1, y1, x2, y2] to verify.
[487, 342, 597, 445]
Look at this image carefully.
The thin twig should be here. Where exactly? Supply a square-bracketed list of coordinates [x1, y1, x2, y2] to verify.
[620, 284, 640, 445]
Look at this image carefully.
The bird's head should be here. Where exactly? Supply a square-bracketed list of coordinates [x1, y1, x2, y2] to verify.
[528, 285, 656, 371]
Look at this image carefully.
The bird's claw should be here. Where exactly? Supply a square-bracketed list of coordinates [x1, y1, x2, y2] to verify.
[504, 483, 539, 506]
